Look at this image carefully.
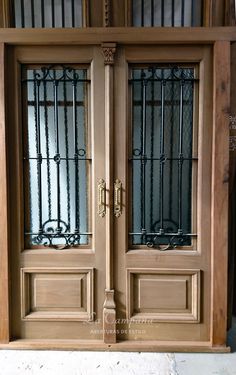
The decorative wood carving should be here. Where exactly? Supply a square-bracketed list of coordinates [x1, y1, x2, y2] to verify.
[103, 0, 111, 27]
[103, 289, 116, 344]
[101, 43, 116, 65]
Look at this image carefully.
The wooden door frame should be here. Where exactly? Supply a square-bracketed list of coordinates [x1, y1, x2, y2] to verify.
[0, 28, 233, 351]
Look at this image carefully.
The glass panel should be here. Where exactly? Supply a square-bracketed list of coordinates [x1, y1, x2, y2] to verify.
[14, 0, 83, 28]
[129, 66, 197, 249]
[23, 65, 90, 248]
[132, 0, 203, 27]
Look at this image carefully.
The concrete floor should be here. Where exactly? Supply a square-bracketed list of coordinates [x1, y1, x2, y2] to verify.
[0, 319, 235, 375]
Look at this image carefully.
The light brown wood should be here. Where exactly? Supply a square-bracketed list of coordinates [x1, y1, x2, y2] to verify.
[0, 42, 9, 343]
[211, 0, 225, 25]
[0, 28, 235, 45]
[7, 45, 107, 342]
[102, 43, 116, 343]
[0, 339, 231, 352]
[127, 269, 200, 323]
[0, 0, 13, 28]
[113, 44, 215, 345]
[211, 41, 230, 347]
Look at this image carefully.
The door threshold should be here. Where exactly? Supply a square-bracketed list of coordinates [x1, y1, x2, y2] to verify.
[0, 339, 231, 353]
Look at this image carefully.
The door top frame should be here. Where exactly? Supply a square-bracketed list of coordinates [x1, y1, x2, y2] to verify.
[0, 27, 235, 45]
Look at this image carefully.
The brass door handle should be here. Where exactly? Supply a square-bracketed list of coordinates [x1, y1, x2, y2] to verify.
[98, 179, 106, 217]
[114, 179, 122, 217]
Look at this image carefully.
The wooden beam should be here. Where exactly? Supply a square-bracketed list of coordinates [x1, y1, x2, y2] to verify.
[229, 42, 236, 320]
[211, 41, 230, 347]
[0, 28, 235, 45]
[0, 42, 10, 343]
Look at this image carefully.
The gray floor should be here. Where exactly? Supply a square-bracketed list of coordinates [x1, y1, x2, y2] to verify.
[0, 319, 235, 375]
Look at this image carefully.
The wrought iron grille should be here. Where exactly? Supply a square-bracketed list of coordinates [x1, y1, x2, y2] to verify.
[129, 66, 198, 250]
[22, 65, 91, 248]
[132, 0, 203, 27]
[13, 0, 83, 28]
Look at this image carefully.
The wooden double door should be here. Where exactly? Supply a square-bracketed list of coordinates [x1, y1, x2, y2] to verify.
[5, 40, 229, 351]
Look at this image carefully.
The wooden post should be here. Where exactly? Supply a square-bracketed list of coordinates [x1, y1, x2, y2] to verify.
[102, 43, 116, 344]
[0, 42, 10, 343]
[211, 41, 230, 347]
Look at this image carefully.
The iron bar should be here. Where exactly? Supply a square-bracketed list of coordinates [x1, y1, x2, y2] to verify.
[150, 72, 154, 233]
[129, 232, 197, 237]
[129, 157, 198, 161]
[191, 0, 194, 26]
[34, 73, 43, 233]
[181, 0, 185, 26]
[141, 0, 144, 26]
[31, 0, 35, 27]
[159, 78, 166, 233]
[53, 79, 61, 233]
[24, 156, 90, 160]
[20, 0, 25, 27]
[151, 0, 154, 26]
[27, 100, 85, 106]
[23, 79, 90, 83]
[141, 74, 147, 243]
[71, 0, 75, 27]
[172, 0, 175, 26]
[63, 70, 71, 230]
[72, 77, 79, 235]
[161, 0, 165, 26]
[51, 0, 55, 27]
[41, 0, 45, 27]
[61, 0, 65, 27]
[43, 79, 52, 220]
[130, 78, 198, 83]
[178, 79, 184, 233]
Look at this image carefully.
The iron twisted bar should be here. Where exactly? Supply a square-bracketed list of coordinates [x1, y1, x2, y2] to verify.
[43, 77, 52, 220]
[178, 78, 184, 234]
[34, 72, 43, 233]
[53, 78, 61, 234]
[159, 77, 166, 233]
[141, 72, 147, 244]
[72, 75, 80, 236]
[63, 68, 71, 231]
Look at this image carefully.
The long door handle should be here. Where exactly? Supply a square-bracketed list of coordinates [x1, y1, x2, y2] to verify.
[98, 179, 106, 217]
[114, 179, 122, 217]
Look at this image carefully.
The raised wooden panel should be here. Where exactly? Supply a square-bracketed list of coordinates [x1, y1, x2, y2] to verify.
[127, 269, 200, 323]
[21, 268, 94, 321]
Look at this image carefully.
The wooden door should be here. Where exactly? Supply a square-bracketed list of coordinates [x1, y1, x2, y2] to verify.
[113, 44, 217, 346]
[9, 45, 107, 341]
[1, 37, 229, 351]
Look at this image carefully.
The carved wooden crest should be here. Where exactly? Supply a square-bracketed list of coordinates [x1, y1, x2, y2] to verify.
[101, 43, 116, 65]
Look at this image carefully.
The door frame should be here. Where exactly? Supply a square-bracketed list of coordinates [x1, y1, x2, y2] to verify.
[0, 28, 232, 351]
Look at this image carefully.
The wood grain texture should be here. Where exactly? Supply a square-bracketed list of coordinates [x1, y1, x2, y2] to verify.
[0, 28, 235, 45]
[211, 41, 230, 346]
[0, 339, 230, 352]
[0, 42, 9, 343]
